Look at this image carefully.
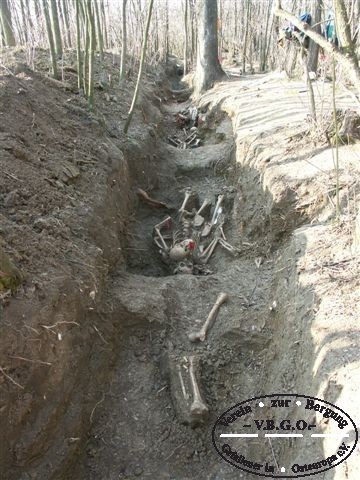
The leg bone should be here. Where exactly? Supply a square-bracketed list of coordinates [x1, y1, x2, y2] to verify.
[188, 292, 229, 342]
[198, 238, 219, 264]
[189, 356, 209, 423]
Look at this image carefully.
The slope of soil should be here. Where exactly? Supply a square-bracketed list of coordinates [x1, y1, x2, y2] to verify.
[0, 50, 168, 479]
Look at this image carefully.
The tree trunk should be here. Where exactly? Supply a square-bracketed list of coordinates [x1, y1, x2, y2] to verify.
[124, 0, 155, 134]
[83, 0, 89, 95]
[19, 0, 28, 43]
[242, 0, 251, 73]
[120, 0, 128, 81]
[164, 0, 169, 62]
[194, 0, 225, 96]
[101, 0, 108, 49]
[334, 0, 358, 66]
[94, 0, 104, 61]
[260, 0, 272, 72]
[62, 0, 72, 48]
[183, 0, 188, 76]
[0, 0, 16, 46]
[307, 0, 321, 73]
[49, 0, 63, 57]
[75, 0, 82, 91]
[41, 0, 59, 79]
[86, 0, 96, 109]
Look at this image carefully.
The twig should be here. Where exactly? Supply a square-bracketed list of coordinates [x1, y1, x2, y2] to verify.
[0, 367, 24, 390]
[41, 321, 80, 330]
[9, 356, 52, 366]
[3, 171, 23, 182]
[164, 442, 185, 461]
[93, 325, 108, 344]
[90, 393, 105, 423]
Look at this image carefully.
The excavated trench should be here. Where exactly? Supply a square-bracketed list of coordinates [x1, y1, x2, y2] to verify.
[55, 92, 323, 480]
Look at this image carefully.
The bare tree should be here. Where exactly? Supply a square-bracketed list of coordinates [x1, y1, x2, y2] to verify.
[75, 0, 82, 90]
[194, 0, 225, 95]
[124, 0, 155, 133]
[94, 0, 104, 61]
[183, 0, 189, 75]
[120, 0, 128, 81]
[307, 0, 321, 73]
[49, 0, 63, 57]
[41, 0, 59, 78]
[0, 0, 16, 46]
[86, 0, 96, 109]
[242, 0, 251, 73]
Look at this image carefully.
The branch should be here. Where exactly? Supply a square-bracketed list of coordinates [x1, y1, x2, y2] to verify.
[274, 0, 360, 96]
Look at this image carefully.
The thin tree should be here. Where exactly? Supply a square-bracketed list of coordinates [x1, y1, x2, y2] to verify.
[183, 0, 188, 76]
[332, 58, 340, 220]
[19, 0, 28, 43]
[0, 0, 16, 46]
[49, 0, 63, 57]
[120, 0, 128, 82]
[124, 0, 155, 134]
[94, 0, 104, 61]
[242, 0, 251, 73]
[164, 0, 169, 62]
[86, 0, 96, 109]
[61, 0, 72, 48]
[41, 0, 59, 79]
[259, 0, 272, 72]
[83, 0, 89, 96]
[307, 0, 321, 73]
[194, 0, 225, 96]
[75, 0, 82, 91]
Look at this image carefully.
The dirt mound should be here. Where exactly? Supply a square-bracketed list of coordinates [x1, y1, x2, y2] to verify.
[0, 50, 170, 479]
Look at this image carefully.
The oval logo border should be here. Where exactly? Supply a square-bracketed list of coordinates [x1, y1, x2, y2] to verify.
[212, 393, 358, 478]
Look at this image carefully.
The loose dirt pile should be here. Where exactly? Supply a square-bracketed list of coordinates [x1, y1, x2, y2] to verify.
[1, 51, 359, 480]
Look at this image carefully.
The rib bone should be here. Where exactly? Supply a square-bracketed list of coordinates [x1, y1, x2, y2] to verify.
[188, 292, 229, 342]
[188, 356, 209, 422]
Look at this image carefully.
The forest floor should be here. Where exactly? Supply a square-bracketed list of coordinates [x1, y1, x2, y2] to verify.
[0, 49, 360, 480]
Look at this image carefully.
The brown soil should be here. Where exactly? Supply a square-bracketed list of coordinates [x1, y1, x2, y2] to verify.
[0, 51, 359, 480]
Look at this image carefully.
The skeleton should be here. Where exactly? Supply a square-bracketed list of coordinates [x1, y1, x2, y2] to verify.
[188, 292, 229, 342]
[153, 190, 237, 274]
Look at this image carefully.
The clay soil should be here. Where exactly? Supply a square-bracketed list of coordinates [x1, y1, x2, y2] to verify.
[1, 50, 359, 480]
